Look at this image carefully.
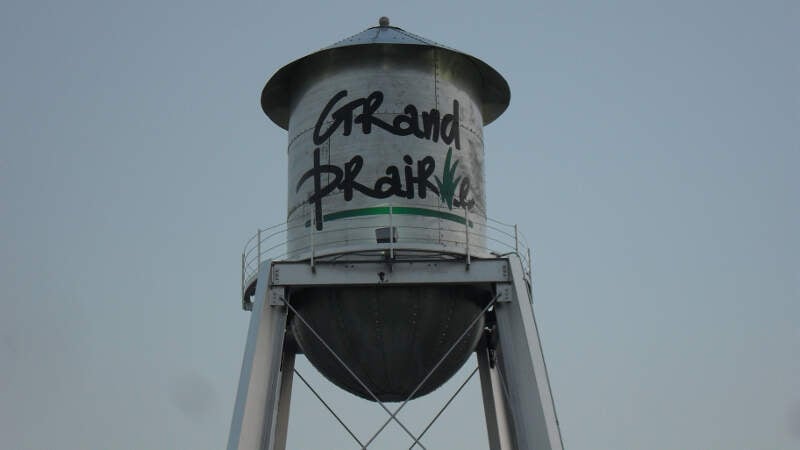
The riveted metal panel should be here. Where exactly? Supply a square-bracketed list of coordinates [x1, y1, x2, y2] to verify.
[283, 45, 488, 259]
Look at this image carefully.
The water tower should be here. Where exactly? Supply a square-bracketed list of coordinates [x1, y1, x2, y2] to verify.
[229, 18, 563, 450]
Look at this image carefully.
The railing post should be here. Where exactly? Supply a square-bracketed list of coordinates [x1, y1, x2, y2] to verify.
[257, 229, 262, 266]
[527, 247, 532, 278]
[514, 224, 519, 255]
[464, 207, 470, 268]
[389, 204, 394, 260]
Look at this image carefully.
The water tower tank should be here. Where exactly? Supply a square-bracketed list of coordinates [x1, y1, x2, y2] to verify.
[261, 18, 510, 402]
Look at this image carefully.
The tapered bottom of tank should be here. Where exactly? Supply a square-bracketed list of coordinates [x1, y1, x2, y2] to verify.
[289, 285, 490, 402]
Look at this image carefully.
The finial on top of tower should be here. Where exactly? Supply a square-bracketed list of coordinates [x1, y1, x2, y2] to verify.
[378, 16, 390, 27]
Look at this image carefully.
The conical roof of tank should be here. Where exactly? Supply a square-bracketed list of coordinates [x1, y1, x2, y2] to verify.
[261, 18, 511, 129]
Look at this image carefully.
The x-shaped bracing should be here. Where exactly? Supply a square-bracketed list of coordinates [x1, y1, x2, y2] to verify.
[281, 295, 497, 449]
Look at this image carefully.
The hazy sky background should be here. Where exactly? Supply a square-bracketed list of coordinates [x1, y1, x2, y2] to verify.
[1, 0, 797, 449]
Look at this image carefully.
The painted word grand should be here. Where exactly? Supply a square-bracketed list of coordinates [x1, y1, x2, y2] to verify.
[313, 90, 462, 150]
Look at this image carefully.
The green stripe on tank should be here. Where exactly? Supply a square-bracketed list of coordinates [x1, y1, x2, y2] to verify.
[304, 206, 474, 228]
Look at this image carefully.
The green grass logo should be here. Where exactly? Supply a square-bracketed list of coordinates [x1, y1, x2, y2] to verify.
[434, 147, 462, 210]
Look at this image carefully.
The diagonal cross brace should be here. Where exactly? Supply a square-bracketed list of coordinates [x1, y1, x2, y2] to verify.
[362, 296, 498, 448]
[279, 297, 424, 448]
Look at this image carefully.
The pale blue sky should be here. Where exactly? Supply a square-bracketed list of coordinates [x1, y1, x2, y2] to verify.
[1, 1, 797, 449]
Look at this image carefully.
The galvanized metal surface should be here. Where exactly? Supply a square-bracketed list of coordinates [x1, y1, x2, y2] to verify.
[261, 21, 510, 128]
[251, 21, 517, 405]
[283, 46, 487, 260]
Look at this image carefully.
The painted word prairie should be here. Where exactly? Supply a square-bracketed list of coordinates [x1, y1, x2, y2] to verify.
[297, 148, 473, 230]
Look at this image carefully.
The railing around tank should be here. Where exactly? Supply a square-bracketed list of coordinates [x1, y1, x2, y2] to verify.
[241, 205, 534, 297]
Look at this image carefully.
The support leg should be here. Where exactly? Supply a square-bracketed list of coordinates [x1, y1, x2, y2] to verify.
[477, 344, 516, 450]
[228, 261, 290, 450]
[492, 255, 563, 450]
[272, 352, 295, 450]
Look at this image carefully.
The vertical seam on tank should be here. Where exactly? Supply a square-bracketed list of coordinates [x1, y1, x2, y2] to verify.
[437, 293, 456, 349]
[431, 293, 456, 387]
[454, 290, 475, 360]
[408, 287, 421, 388]
[331, 290, 359, 392]
[325, 137, 331, 187]
[434, 49, 439, 111]
[433, 50, 444, 237]
[373, 289, 390, 390]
